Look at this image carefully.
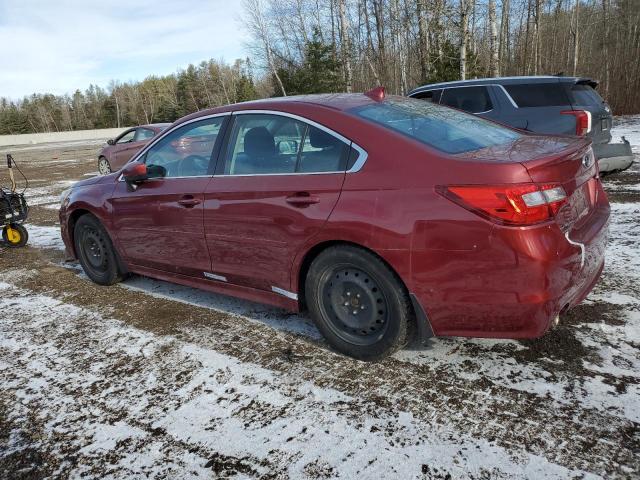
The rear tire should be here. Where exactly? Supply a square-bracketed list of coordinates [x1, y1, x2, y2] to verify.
[2, 224, 28, 248]
[98, 157, 112, 175]
[305, 245, 413, 361]
[74, 214, 122, 285]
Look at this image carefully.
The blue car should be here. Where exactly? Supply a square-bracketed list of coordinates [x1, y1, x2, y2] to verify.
[408, 76, 633, 175]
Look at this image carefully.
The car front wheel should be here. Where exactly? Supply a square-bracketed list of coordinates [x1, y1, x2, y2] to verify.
[74, 214, 122, 285]
[305, 245, 413, 361]
[98, 157, 112, 175]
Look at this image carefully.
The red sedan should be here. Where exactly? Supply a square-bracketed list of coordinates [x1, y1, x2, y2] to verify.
[59, 89, 609, 360]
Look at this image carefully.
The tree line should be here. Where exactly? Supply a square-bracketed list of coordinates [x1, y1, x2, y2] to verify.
[1, 0, 639, 135]
[0, 59, 258, 135]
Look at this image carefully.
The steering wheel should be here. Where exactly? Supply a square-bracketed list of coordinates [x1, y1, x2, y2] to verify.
[177, 155, 209, 177]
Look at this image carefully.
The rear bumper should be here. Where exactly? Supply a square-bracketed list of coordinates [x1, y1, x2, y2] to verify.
[593, 139, 634, 174]
[410, 185, 610, 339]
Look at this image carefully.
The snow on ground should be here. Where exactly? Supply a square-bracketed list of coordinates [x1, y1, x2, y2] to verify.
[2, 280, 592, 479]
[2, 116, 640, 478]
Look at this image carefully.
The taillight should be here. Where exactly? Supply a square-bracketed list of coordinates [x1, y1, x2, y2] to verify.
[438, 184, 568, 226]
[561, 110, 592, 136]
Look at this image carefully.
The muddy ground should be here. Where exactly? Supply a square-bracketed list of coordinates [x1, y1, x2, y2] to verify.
[0, 132, 639, 479]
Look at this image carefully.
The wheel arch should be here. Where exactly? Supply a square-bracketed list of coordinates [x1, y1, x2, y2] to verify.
[295, 240, 409, 310]
[66, 208, 128, 274]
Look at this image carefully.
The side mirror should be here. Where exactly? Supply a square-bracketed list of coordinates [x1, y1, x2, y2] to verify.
[107, 138, 115, 145]
[122, 161, 148, 185]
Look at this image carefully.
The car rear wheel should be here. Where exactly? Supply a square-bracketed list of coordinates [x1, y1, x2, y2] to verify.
[98, 157, 112, 175]
[305, 245, 413, 361]
[74, 214, 122, 285]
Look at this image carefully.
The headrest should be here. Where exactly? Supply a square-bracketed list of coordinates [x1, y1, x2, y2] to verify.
[309, 127, 339, 149]
[244, 127, 275, 157]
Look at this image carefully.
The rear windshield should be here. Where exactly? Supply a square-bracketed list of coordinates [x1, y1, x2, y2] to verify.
[349, 97, 521, 154]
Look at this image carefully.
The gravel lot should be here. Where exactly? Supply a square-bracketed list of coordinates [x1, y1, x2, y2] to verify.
[1, 119, 639, 479]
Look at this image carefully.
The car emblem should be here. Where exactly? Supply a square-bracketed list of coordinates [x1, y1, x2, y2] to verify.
[582, 153, 593, 168]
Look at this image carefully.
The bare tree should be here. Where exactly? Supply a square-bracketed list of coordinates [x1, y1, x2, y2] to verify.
[338, 0, 353, 92]
[489, 0, 499, 76]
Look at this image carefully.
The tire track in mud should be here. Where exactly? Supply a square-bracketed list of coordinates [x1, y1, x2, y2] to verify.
[1, 249, 638, 478]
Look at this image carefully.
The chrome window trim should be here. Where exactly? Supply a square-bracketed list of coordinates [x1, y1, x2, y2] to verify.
[120, 109, 369, 181]
[228, 109, 368, 175]
[204, 272, 227, 282]
[411, 84, 519, 109]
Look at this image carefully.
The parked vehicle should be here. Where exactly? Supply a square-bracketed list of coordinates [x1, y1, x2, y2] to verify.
[98, 123, 171, 175]
[59, 89, 610, 360]
[408, 76, 634, 175]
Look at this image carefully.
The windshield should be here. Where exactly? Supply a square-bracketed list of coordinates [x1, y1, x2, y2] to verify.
[350, 97, 522, 154]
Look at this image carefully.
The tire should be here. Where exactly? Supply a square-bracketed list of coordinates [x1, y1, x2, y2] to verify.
[74, 214, 122, 285]
[98, 157, 112, 175]
[2, 224, 28, 248]
[305, 245, 414, 361]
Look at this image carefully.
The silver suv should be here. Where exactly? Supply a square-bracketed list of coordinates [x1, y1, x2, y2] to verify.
[408, 76, 633, 175]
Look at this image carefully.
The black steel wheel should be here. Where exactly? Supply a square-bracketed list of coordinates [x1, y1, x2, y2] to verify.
[74, 214, 122, 285]
[306, 245, 413, 361]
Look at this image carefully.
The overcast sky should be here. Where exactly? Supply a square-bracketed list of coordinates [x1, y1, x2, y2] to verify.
[0, 0, 248, 100]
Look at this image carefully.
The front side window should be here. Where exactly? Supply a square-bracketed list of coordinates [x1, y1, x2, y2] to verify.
[223, 114, 349, 175]
[441, 86, 493, 113]
[350, 97, 521, 155]
[142, 117, 224, 178]
[134, 128, 155, 142]
[116, 130, 135, 144]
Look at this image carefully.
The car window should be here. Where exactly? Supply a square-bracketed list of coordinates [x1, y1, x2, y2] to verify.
[116, 130, 135, 144]
[413, 89, 442, 103]
[134, 128, 155, 142]
[350, 96, 521, 155]
[441, 86, 493, 113]
[567, 84, 604, 106]
[503, 83, 570, 107]
[223, 114, 349, 175]
[142, 117, 224, 178]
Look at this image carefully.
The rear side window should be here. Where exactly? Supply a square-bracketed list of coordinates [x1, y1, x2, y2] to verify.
[412, 89, 442, 103]
[567, 84, 604, 106]
[441, 86, 493, 113]
[223, 114, 349, 175]
[350, 97, 521, 155]
[503, 83, 570, 107]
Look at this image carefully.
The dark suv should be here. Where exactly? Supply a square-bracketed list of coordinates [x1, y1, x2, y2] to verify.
[408, 76, 633, 175]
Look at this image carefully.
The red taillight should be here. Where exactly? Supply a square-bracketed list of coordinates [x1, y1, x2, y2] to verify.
[438, 184, 568, 226]
[561, 110, 592, 136]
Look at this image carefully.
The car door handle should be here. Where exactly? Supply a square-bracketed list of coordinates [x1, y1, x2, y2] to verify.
[178, 196, 201, 208]
[286, 193, 320, 207]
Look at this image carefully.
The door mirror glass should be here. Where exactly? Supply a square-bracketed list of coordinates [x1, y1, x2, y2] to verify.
[122, 161, 149, 184]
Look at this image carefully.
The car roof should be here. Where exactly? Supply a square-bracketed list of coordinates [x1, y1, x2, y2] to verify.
[408, 76, 598, 96]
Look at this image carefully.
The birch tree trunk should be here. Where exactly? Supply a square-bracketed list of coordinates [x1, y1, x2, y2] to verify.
[489, 0, 499, 76]
[459, 0, 469, 80]
[417, 0, 430, 82]
[572, 0, 579, 76]
[338, 0, 353, 93]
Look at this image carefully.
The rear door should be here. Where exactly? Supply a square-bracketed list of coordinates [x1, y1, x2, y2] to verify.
[110, 115, 228, 277]
[203, 112, 352, 294]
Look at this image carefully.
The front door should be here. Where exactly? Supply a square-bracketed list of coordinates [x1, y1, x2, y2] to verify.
[110, 115, 228, 277]
[204, 112, 352, 293]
